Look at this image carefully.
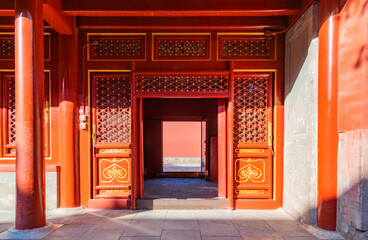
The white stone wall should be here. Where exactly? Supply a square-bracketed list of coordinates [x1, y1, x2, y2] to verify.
[283, 2, 319, 224]
[0, 172, 58, 211]
[337, 130, 368, 240]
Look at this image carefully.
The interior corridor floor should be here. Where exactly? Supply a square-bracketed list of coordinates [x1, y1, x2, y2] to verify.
[143, 178, 218, 199]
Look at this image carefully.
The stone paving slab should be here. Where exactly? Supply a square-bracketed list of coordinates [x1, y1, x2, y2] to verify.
[0, 208, 343, 239]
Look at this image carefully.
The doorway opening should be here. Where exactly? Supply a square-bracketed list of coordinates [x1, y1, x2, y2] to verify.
[162, 121, 203, 173]
[141, 98, 220, 200]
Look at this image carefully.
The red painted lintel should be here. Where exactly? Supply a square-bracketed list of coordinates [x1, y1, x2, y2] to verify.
[63, 9, 299, 17]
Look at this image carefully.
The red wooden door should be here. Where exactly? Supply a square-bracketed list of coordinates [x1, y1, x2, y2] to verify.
[91, 73, 132, 201]
[232, 73, 273, 199]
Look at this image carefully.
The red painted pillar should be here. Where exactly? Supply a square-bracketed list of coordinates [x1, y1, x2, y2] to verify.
[218, 99, 227, 198]
[317, 0, 339, 231]
[58, 21, 79, 208]
[15, 0, 46, 230]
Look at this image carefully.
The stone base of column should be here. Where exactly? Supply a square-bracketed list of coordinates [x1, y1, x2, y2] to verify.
[0, 222, 59, 239]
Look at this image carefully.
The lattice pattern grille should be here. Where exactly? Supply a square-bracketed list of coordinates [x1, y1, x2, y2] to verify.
[158, 40, 206, 57]
[8, 76, 16, 144]
[223, 40, 270, 57]
[233, 77, 268, 143]
[0, 40, 15, 56]
[92, 39, 142, 57]
[136, 75, 228, 93]
[96, 77, 131, 143]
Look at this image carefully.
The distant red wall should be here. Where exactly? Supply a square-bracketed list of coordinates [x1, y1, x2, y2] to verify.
[162, 121, 201, 158]
[338, 0, 368, 131]
[143, 98, 217, 175]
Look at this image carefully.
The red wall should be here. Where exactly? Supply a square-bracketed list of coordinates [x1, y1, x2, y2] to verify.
[338, 0, 368, 131]
[162, 121, 201, 158]
[143, 98, 218, 176]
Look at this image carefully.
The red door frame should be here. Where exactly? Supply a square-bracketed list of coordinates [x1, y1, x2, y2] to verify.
[136, 99, 227, 199]
[83, 67, 283, 210]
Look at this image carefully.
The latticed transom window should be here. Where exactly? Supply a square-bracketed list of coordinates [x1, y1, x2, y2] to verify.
[233, 77, 268, 143]
[96, 77, 131, 143]
[136, 75, 229, 93]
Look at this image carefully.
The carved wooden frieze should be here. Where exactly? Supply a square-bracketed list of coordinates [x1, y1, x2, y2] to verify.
[0, 33, 51, 61]
[152, 33, 210, 60]
[218, 33, 276, 60]
[88, 33, 146, 60]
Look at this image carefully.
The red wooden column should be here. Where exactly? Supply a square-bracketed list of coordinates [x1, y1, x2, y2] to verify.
[15, 0, 46, 230]
[58, 20, 79, 208]
[317, 0, 339, 231]
[218, 99, 227, 198]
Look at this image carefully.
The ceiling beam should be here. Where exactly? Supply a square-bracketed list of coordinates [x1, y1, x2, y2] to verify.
[63, 9, 299, 17]
[43, 0, 73, 34]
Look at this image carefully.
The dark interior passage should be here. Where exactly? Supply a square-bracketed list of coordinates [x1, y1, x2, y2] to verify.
[143, 98, 218, 178]
[143, 178, 218, 199]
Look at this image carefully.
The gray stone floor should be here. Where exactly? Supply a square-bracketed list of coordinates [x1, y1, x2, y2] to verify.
[0, 208, 343, 240]
[144, 178, 218, 199]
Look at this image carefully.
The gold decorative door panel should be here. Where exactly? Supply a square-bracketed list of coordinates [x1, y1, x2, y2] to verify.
[233, 73, 273, 199]
[92, 73, 132, 199]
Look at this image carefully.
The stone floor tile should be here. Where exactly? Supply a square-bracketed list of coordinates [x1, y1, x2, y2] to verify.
[231, 220, 273, 231]
[48, 224, 91, 237]
[201, 237, 243, 240]
[65, 213, 104, 225]
[199, 219, 240, 237]
[43, 237, 80, 240]
[133, 210, 167, 220]
[161, 230, 201, 240]
[240, 229, 284, 240]
[265, 220, 314, 237]
[79, 229, 124, 240]
[163, 219, 199, 230]
[107, 210, 138, 219]
[195, 210, 231, 220]
[122, 220, 165, 237]
[0, 223, 13, 233]
[283, 237, 320, 240]
[91, 217, 131, 230]
[119, 237, 160, 240]
[165, 210, 197, 219]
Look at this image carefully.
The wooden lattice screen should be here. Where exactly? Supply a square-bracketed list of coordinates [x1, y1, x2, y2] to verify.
[92, 73, 132, 200]
[232, 73, 273, 199]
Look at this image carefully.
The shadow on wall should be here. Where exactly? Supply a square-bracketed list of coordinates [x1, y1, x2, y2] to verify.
[337, 178, 368, 240]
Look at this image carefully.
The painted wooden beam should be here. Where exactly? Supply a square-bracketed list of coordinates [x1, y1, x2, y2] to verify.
[63, 9, 299, 17]
[43, 0, 73, 35]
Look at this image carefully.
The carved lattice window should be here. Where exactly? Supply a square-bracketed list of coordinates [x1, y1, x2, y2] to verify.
[93, 40, 142, 57]
[0, 39, 15, 58]
[158, 40, 206, 57]
[1, 73, 50, 157]
[7, 76, 16, 144]
[153, 34, 210, 60]
[223, 39, 270, 57]
[95, 76, 131, 143]
[0, 33, 50, 60]
[88, 34, 146, 60]
[136, 75, 229, 94]
[233, 76, 268, 143]
[218, 34, 276, 60]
